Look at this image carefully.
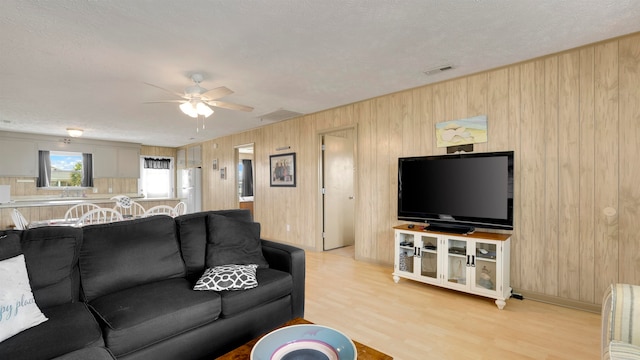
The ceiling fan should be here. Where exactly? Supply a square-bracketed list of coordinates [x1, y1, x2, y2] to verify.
[144, 73, 253, 118]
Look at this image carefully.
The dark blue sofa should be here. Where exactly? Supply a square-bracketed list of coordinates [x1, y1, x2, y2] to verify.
[0, 209, 305, 360]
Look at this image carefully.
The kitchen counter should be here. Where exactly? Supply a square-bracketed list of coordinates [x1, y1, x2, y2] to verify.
[0, 196, 180, 209]
[1, 196, 182, 230]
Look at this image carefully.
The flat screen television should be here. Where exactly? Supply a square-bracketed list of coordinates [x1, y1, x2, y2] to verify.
[397, 151, 514, 234]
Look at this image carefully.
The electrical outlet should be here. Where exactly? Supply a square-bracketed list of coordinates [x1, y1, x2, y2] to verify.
[286, 224, 290, 232]
[108, 187, 112, 193]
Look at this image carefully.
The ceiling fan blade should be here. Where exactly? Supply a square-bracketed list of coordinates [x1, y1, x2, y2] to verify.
[205, 100, 254, 112]
[143, 100, 186, 104]
[143, 82, 187, 99]
[201, 86, 233, 100]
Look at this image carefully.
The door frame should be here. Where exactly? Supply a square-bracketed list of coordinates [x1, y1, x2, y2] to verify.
[234, 143, 255, 210]
[316, 125, 358, 253]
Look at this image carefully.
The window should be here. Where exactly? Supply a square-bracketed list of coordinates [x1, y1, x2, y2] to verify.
[140, 157, 173, 198]
[38, 150, 93, 188]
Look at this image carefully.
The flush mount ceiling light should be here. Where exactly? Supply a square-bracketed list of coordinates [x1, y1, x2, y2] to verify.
[66, 128, 83, 137]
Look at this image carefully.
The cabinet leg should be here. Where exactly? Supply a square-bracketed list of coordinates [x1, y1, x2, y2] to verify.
[393, 275, 400, 283]
[495, 299, 506, 309]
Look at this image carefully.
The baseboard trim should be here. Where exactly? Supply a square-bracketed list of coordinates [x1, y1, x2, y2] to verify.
[514, 289, 602, 313]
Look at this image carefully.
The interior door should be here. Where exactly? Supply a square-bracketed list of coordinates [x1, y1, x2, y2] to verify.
[323, 133, 355, 250]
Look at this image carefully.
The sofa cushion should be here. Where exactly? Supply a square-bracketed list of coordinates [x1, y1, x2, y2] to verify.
[206, 214, 269, 269]
[176, 210, 254, 279]
[0, 302, 104, 360]
[21, 226, 83, 307]
[194, 264, 259, 291]
[80, 216, 185, 301]
[51, 347, 116, 360]
[0, 241, 48, 343]
[89, 278, 221, 356]
[217, 268, 292, 318]
[0, 232, 22, 259]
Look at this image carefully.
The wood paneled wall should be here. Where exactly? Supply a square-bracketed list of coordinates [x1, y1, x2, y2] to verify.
[194, 32, 640, 308]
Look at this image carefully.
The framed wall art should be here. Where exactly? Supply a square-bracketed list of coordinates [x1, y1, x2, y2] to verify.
[270, 152, 296, 187]
[435, 115, 488, 148]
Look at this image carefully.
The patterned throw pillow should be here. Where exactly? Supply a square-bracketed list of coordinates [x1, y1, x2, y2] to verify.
[193, 264, 258, 291]
[0, 254, 48, 343]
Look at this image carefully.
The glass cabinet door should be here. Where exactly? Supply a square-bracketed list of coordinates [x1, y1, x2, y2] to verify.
[419, 235, 438, 280]
[397, 232, 415, 274]
[446, 238, 468, 286]
[473, 241, 498, 293]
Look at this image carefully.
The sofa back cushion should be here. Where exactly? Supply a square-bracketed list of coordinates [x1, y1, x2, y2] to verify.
[206, 214, 269, 268]
[175, 209, 253, 279]
[80, 216, 185, 302]
[0, 231, 22, 259]
[15, 226, 83, 308]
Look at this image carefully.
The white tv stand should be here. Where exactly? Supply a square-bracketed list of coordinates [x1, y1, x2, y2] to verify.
[393, 224, 512, 309]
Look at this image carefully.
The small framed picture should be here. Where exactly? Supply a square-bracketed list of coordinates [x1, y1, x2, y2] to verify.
[270, 152, 296, 187]
[220, 167, 226, 180]
[212, 159, 218, 170]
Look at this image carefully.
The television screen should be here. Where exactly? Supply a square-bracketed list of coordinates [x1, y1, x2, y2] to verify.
[398, 151, 514, 232]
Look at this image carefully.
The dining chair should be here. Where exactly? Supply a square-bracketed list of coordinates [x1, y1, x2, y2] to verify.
[174, 201, 187, 216]
[11, 208, 29, 230]
[143, 205, 178, 218]
[74, 208, 124, 227]
[111, 195, 132, 207]
[64, 203, 101, 220]
[112, 196, 146, 218]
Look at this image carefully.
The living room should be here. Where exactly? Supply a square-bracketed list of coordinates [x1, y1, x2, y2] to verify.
[198, 31, 640, 312]
[2, 2, 640, 359]
[231, 30, 639, 358]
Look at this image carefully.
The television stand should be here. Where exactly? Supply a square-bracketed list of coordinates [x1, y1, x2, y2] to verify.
[425, 222, 475, 235]
[393, 224, 512, 309]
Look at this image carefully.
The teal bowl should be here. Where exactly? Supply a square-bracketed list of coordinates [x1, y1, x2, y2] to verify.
[250, 324, 357, 360]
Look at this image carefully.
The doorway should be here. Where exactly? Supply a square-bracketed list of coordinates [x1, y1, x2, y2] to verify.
[321, 128, 356, 252]
[235, 144, 254, 217]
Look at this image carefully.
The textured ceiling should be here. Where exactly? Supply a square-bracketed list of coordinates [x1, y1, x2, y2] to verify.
[1, 1, 639, 147]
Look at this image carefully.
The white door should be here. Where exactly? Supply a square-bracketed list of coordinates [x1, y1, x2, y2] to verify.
[322, 133, 355, 250]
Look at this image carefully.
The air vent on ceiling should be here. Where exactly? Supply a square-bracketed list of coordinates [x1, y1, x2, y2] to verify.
[423, 64, 455, 76]
[259, 109, 304, 122]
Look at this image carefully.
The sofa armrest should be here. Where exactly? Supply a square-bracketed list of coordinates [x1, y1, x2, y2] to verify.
[607, 341, 640, 360]
[602, 283, 640, 360]
[261, 239, 305, 318]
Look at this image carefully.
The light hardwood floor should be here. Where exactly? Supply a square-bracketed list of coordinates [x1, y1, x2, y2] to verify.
[304, 247, 601, 360]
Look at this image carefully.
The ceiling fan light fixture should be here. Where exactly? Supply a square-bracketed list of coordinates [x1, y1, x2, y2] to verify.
[179, 102, 198, 118]
[196, 102, 214, 118]
[66, 128, 83, 137]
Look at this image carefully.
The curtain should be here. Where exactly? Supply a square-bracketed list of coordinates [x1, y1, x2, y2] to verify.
[82, 153, 94, 187]
[241, 159, 253, 196]
[37, 150, 51, 187]
[144, 157, 171, 169]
